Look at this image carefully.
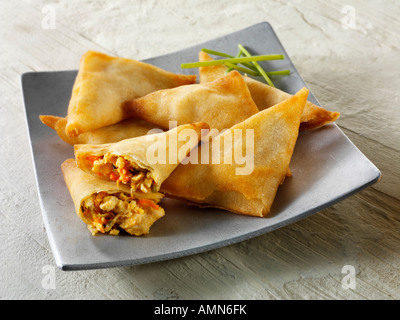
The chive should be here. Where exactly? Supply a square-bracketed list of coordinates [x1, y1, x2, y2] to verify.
[197, 47, 289, 82]
[224, 62, 260, 76]
[181, 54, 284, 69]
[202, 48, 259, 72]
[201, 48, 233, 58]
[238, 44, 276, 87]
[266, 70, 291, 76]
[224, 51, 290, 77]
[225, 49, 243, 74]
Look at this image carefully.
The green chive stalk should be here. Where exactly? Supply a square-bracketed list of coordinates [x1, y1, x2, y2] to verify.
[238, 44, 277, 87]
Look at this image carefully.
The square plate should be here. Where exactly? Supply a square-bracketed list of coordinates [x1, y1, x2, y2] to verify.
[21, 22, 381, 271]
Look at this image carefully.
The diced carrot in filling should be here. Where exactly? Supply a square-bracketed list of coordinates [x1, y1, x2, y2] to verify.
[91, 154, 156, 193]
[138, 198, 160, 210]
[82, 192, 163, 236]
[85, 155, 102, 163]
[109, 172, 119, 181]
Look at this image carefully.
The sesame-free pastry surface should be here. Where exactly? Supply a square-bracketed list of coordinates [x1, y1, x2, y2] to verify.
[40, 115, 160, 145]
[65, 50, 196, 137]
[124, 70, 259, 131]
[161, 88, 309, 217]
[74, 122, 209, 194]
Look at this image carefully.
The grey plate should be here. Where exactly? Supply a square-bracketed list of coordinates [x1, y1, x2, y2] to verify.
[21, 22, 381, 271]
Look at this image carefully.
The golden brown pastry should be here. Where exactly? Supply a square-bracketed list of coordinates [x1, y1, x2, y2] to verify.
[160, 87, 309, 217]
[74, 122, 209, 194]
[123, 70, 259, 131]
[65, 50, 197, 137]
[40, 115, 160, 145]
[61, 159, 165, 236]
[198, 51, 339, 130]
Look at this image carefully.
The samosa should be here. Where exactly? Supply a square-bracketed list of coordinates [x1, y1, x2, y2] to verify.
[198, 51, 339, 130]
[160, 87, 309, 217]
[65, 50, 197, 137]
[123, 70, 259, 131]
[40, 115, 160, 145]
[61, 159, 165, 236]
[74, 122, 209, 194]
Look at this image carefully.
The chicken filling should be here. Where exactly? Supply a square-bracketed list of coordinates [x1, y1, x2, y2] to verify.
[87, 154, 156, 193]
[81, 191, 164, 236]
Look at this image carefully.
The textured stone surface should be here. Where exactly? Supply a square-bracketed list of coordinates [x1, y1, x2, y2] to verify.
[0, 0, 399, 299]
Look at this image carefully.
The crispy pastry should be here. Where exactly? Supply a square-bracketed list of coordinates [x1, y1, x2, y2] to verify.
[65, 50, 197, 137]
[61, 159, 165, 236]
[74, 122, 209, 194]
[123, 70, 259, 131]
[198, 51, 339, 130]
[160, 88, 309, 217]
[40, 115, 160, 145]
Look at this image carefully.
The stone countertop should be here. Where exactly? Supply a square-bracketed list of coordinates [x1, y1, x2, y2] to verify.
[1, 0, 399, 300]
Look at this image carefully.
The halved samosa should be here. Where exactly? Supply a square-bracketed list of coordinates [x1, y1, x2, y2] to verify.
[61, 159, 165, 236]
[160, 87, 309, 217]
[75, 122, 209, 194]
[65, 50, 197, 137]
[40, 115, 160, 145]
[123, 70, 259, 131]
[198, 51, 339, 130]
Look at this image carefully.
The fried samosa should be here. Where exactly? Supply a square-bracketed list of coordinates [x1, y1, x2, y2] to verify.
[75, 122, 209, 194]
[40, 115, 160, 145]
[123, 70, 259, 131]
[61, 159, 165, 236]
[160, 87, 309, 217]
[65, 50, 197, 137]
[198, 51, 339, 130]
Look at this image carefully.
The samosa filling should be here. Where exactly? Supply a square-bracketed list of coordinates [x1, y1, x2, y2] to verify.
[81, 191, 163, 236]
[87, 154, 156, 193]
